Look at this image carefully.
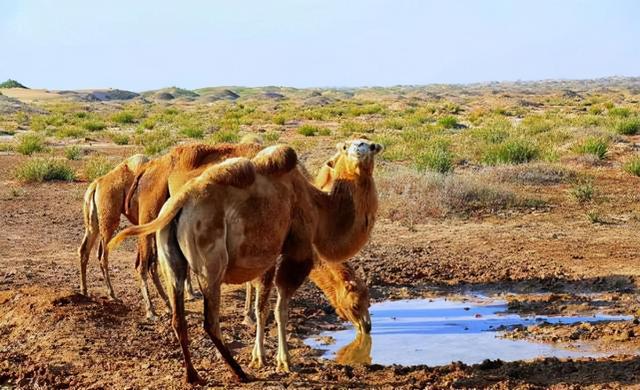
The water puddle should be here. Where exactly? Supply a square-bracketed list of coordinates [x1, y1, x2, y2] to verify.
[305, 298, 631, 366]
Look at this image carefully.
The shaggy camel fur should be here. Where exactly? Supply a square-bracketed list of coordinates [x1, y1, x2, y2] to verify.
[109, 139, 382, 383]
[78, 154, 148, 299]
[124, 142, 263, 319]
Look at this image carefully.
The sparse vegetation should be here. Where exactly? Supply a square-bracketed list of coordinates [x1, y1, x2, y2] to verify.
[111, 111, 136, 124]
[615, 117, 640, 135]
[483, 139, 539, 165]
[15, 158, 76, 182]
[571, 181, 595, 203]
[574, 137, 608, 160]
[298, 124, 320, 136]
[64, 145, 82, 160]
[84, 156, 115, 181]
[624, 156, 640, 176]
[16, 133, 45, 155]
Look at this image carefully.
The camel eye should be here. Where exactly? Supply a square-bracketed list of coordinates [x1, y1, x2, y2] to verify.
[353, 304, 360, 312]
[369, 144, 375, 151]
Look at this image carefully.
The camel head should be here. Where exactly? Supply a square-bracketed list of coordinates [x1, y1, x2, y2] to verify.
[327, 138, 383, 179]
[334, 266, 372, 334]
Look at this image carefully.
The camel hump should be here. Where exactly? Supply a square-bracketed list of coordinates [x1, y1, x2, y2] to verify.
[124, 154, 149, 171]
[203, 157, 256, 188]
[251, 145, 298, 176]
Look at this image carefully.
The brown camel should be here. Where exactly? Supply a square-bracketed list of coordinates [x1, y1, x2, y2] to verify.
[109, 139, 382, 383]
[78, 154, 148, 299]
[124, 142, 263, 319]
[336, 332, 372, 365]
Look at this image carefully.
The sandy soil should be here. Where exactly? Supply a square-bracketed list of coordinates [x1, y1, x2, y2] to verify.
[2, 147, 640, 389]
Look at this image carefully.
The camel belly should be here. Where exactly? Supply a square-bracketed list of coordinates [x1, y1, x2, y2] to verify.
[223, 261, 275, 284]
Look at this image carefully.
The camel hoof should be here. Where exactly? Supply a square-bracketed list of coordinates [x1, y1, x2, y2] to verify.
[186, 291, 202, 301]
[242, 316, 255, 327]
[234, 371, 251, 383]
[249, 356, 264, 369]
[276, 360, 291, 373]
[145, 312, 158, 322]
[185, 370, 205, 385]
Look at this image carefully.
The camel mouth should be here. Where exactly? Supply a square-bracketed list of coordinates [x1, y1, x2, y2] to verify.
[357, 314, 372, 334]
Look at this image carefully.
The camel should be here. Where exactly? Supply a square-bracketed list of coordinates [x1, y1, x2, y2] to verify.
[108, 139, 382, 383]
[243, 153, 372, 335]
[78, 154, 148, 299]
[124, 142, 263, 319]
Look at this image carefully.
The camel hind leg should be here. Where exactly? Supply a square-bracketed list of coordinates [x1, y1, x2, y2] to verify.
[79, 184, 99, 295]
[156, 219, 202, 384]
[97, 238, 116, 300]
[242, 282, 254, 326]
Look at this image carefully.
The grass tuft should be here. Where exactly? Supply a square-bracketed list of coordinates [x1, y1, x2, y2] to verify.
[84, 156, 115, 181]
[15, 158, 76, 182]
[16, 133, 45, 155]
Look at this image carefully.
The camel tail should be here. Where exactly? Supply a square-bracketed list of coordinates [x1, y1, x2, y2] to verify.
[82, 181, 99, 230]
[124, 168, 145, 216]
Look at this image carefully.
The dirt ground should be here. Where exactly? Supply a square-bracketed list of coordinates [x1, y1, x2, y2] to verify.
[3, 145, 640, 389]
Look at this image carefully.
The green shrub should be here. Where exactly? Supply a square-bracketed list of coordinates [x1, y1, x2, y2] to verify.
[108, 132, 130, 145]
[586, 209, 603, 224]
[571, 181, 594, 203]
[263, 131, 281, 143]
[615, 117, 640, 135]
[82, 119, 106, 131]
[624, 156, 640, 176]
[483, 139, 539, 165]
[437, 116, 458, 129]
[15, 158, 76, 182]
[415, 143, 454, 174]
[56, 125, 87, 139]
[339, 121, 369, 136]
[273, 114, 287, 125]
[141, 117, 157, 130]
[208, 128, 240, 144]
[180, 126, 204, 139]
[16, 133, 45, 155]
[111, 111, 136, 124]
[84, 156, 115, 181]
[298, 124, 319, 136]
[65, 145, 82, 160]
[136, 128, 176, 155]
[574, 137, 608, 160]
[609, 107, 631, 118]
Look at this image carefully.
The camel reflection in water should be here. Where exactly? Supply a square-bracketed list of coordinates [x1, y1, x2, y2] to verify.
[335, 332, 372, 365]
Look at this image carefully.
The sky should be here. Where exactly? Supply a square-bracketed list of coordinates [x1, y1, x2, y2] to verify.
[0, 0, 638, 91]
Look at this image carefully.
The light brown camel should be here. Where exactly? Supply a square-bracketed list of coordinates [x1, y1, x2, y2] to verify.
[124, 142, 263, 319]
[109, 139, 382, 383]
[78, 154, 148, 299]
[335, 332, 372, 365]
[243, 150, 372, 333]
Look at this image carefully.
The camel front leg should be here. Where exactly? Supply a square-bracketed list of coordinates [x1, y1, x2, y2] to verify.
[242, 282, 254, 326]
[274, 286, 291, 372]
[250, 267, 274, 368]
[274, 254, 313, 372]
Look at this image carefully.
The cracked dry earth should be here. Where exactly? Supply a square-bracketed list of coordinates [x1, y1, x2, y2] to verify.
[3, 148, 640, 389]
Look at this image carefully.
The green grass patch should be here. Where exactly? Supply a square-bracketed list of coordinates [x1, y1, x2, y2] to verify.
[15, 158, 76, 182]
[614, 117, 640, 135]
[180, 126, 204, 139]
[136, 128, 176, 155]
[64, 145, 82, 160]
[415, 142, 454, 174]
[208, 128, 240, 144]
[84, 156, 115, 181]
[574, 137, 608, 160]
[82, 119, 107, 131]
[298, 124, 320, 137]
[570, 181, 594, 203]
[437, 116, 458, 129]
[482, 139, 539, 165]
[111, 111, 136, 124]
[16, 133, 45, 155]
[624, 156, 640, 176]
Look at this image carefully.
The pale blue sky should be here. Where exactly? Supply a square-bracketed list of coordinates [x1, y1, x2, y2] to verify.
[0, 0, 638, 91]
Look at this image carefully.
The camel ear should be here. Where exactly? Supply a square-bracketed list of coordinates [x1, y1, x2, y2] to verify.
[373, 143, 384, 155]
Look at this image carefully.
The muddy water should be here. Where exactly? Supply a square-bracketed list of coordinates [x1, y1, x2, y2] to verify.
[305, 297, 632, 366]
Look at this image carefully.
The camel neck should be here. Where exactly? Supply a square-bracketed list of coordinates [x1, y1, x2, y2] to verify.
[313, 174, 378, 262]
